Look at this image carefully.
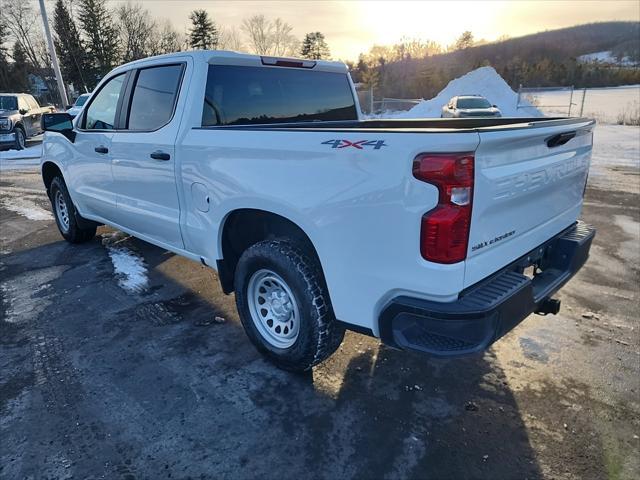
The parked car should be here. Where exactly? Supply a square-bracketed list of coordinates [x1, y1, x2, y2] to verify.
[66, 93, 91, 119]
[0, 93, 55, 150]
[40, 51, 595, 371]
[441, 95, 502, 118]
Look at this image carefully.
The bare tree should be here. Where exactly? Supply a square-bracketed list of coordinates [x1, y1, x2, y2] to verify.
[149, 20, 184, 56]
[218, 26, 244, 52]
[241, 15, 298, 56]
[117, 2, 155, 62]
[271, 18, 297, 56]
[0, 0, 45, 71]
[241, 15, 272, 55]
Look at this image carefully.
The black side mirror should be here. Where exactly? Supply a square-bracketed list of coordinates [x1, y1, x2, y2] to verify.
[42, 112, 75, 142]
[492, 105, 498, 108]
[66, 105, 73, 110]
[19, 108, 28, 115]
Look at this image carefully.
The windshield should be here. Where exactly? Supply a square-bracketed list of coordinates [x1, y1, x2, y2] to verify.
[457, 97, 492, 109]
[75, 94, 90, 107]
[0, 96, 18, 110]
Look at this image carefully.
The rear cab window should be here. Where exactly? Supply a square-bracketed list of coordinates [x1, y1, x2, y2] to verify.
[202, 65, 357, 126]
[127, 64, 184, 131]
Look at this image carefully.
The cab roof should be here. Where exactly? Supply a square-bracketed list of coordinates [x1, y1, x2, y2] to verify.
[116, 49, 348, 74]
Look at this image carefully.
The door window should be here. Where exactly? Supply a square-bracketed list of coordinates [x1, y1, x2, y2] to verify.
[84, 74, 126, 130]
[26, 96, 39, 110]
[127, 64, 183, 131]
[18, 97, 29, 112]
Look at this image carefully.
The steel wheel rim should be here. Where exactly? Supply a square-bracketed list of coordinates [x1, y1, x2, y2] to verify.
[247, 269, 300, 349]
[54, 190, 70, 232]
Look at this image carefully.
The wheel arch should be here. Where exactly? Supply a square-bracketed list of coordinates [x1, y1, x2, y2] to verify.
[217, 208, 325, 295]
[41, 161, 64, 198]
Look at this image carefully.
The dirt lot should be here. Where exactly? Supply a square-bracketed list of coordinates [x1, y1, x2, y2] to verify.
[1, 146, 639, 479]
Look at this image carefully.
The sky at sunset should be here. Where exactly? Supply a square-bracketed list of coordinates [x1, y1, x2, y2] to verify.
[105, 0, 640, 60]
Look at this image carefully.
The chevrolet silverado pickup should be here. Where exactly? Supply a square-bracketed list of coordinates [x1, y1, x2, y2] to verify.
[40, 50, 596, 371]
[0, 93, 54, 150]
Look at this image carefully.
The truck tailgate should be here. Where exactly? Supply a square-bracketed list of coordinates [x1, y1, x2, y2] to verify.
[464, 119, 594, 287]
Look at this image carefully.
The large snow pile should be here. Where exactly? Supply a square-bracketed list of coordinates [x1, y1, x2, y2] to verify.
[393, 66, 542, 119]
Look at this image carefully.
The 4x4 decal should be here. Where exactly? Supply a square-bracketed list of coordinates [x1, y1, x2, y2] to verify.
[321, 139, 388, 150]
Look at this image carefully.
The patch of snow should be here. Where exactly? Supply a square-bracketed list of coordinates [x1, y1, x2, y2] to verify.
[578, 51, 637, 66]
[0, 266, 68, 323]
[0, 185, 53, 221]
[388, 66, 542, 119]
[589, 125, 640, 194]
[0, 144, 43, 160]
[102, 232, 149, 294]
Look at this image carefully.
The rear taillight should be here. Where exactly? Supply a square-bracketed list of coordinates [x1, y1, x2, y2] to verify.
[413, 153, 474, 264]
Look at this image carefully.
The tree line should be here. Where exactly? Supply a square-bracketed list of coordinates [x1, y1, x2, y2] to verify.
[0, 0, 331, 104]
[0, 1, 637, 107]
[349, 23, 640, 100]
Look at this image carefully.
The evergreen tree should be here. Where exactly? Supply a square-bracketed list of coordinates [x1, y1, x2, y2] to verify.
[53, 0, 90, 93]
[10, 43, 30, 92]
[78, 0, 119, 82]
[455, 31, 475, 50]
[0, 18, 11, 90]
[189, 10, 218, 50]
[300, 32, 330, 60]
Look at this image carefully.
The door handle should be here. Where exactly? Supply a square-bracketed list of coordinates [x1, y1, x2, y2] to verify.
[150, 151, 170, 161]
[94, 146, 108, 154]
[546, 131, 576, 148]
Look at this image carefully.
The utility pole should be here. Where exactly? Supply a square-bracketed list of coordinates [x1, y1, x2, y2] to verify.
[38, 0, 69, 108]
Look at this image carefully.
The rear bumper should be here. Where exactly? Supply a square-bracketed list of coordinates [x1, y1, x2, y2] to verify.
[379, 221, 595, 357]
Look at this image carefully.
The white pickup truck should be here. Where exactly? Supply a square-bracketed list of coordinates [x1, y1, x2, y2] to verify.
[40, 50, 595, 371]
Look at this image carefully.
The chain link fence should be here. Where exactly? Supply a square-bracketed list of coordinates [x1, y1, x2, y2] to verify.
[517, 86, 586, 117]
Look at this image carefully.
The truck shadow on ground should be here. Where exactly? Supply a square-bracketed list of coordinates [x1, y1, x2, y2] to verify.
[0, 229, 607, 479]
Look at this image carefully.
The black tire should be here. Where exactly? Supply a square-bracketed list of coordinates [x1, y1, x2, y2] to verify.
[14, 126, 26, 150]
[50, 176, 96, 243]
[234, 239, 345, 372]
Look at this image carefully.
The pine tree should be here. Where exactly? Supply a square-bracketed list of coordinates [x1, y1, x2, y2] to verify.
[78, 0, 119, 82]
[0, 18, 11, 90]
[300, 32, 330, 60]
[10, 43, 30, 92]
[189, 10, 218, 50]
[455, 31, 475, 51]
[53, 0, 90, 93]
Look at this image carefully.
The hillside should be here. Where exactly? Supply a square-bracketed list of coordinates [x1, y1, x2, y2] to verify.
[353, 22, 640, 100]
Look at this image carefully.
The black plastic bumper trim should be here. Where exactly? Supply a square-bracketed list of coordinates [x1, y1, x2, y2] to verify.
[379, 221, 595, 357]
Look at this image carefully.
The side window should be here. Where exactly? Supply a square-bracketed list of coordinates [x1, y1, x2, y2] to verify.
[18, 97, 29, 112]
[127, 64, 183, 131]
[26, 96, 39, 110]
[84, 73, 126, 130]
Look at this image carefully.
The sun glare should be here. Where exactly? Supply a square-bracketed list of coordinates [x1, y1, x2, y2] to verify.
[353, 1, 500, 48]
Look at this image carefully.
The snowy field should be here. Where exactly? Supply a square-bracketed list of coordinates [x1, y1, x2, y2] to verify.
[523, 85, 640, 124]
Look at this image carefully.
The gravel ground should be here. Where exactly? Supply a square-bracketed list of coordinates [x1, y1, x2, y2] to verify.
[0, 147, 638, 479]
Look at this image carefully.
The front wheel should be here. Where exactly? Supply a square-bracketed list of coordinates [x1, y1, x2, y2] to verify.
[50, 176, 96, 243]
[14, 127, 25, 150]
[234, 239, 345, 372]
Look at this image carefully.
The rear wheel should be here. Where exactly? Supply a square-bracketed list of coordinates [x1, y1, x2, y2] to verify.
[50, 176, 96, 243]
[234, 239, 345, 372]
